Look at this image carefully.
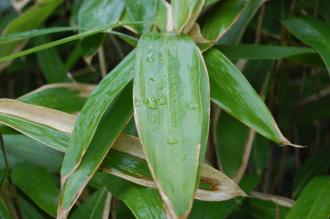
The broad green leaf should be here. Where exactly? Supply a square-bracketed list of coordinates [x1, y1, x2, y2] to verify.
[220, 0, 266, 44]
[11, 162, 59, 217]
[0, 0, 64, 71]
[123, 0, 158, 34]
[93, 173, 166, 219]
[286, 176, 330, 219]
[134, 33, 210, 218]
[196, 0, 247, 49]
[18, 83, 95, 114]
[204, 48, 295, 146]
[172, 0, 205, 33]
[58, 85, 133, 218]
[77, 0, 124, 30]
[61, 51, 135, 182]
[71, 188, 111, 219]
[216, 44, 317, 60]
[0, 26, 75, 44]
[35, 36, 68, 83]
[0, 99, 244, 203]
[293, 147, 330, 197]
[282, 17, 330, 74]
[154, 0, 169, 32]
[204, 0, 220, 7]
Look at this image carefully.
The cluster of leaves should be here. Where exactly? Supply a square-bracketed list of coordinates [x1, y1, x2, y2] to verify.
[0, 0, 329, 218]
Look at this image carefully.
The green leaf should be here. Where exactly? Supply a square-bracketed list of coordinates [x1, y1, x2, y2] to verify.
[0, 22, 134, 63]
[11, 162, 59, 217]
[0, 99, 74, 152]
[77, 0, 124, 57]
[18, 83, 95, 114]
[2, 134, 62, 172]
[0, 26, 75, 44]
[220, 0, 266, 44]
[0, 196, 12, 219]
[0, 100, 244, 203]
[293, 147, 330, 197]
[172, 0, 205, 33]
[197, 0, 247, 49]
[286, 176, 330, 219]
[133, 33, 210, 218]
[93, 173, 166, 219]
[282, 17, 330, 74]
[204, 48, 295, 146]
[58, 84, 133, 218]
[71, 188, 111, 219]
[61, 51, 135, 182]
[0, 0, 64, 70]
[35, 36, 68, 83]
[77, 0, 124, 30]
[123, 0, 158, 34]
[216, 44, 317, 60]
[18, 196, 45, 219]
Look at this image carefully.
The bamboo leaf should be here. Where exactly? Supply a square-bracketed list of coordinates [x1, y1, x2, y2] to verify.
[172, 0, 205, 33]
[61, 51, 135, 182]
[286, 176, 330, 219]
[77, 0, 124, 30]
[216, 44, 317, 60]
[0, 26, 75, 44]
[58, 84, 133, 218]
[282, 17, 330, 74]
[71, 188, 111, 219]
[220, 0, 266, 44]
[0, 100, 245, 203]
[11, 162, 59, 217]
[194, 0, 247, 50]
[0, 0, 64, 71]
[18, 83, 95, 114]
[93, 173, 167, 219]
[133, 33, 210, 218]
[123, 0, 158, 34]
[204, 48, 297, 146]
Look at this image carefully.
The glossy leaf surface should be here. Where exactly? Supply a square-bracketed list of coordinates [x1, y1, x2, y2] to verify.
[61, 51, 135, 181]
[58, 85, 133, 218]
[134, 33, 210, 218]
[204, 48, 292, 145]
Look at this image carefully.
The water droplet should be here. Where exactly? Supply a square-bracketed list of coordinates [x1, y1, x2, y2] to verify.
[158, 96, 167, 105]
[134, 98, 142, 107]
[146, 52, 155, 63]
[149, 76, 155, 81]
[161, 73, 167, 78]
[146, 96, 158, 109]
[167, 137, 177, 145]
[187, 102, 198, 110]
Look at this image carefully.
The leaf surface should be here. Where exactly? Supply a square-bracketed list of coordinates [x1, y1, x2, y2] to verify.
[134, 33, 210, 218]
[282, 17, 330, 74]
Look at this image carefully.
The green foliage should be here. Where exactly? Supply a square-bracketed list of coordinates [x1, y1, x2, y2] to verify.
[0, 0, 329, 219]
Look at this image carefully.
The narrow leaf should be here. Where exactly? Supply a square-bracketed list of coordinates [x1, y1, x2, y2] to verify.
[61, 51, 135, 182]
[58, 85, 133, 218]
[282, 17, 330, 74]
[204, 48, 296, 146]
[134, 33, 210, 218]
